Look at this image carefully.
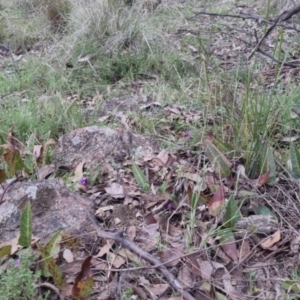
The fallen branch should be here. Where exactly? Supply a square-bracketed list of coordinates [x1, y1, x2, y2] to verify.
[221, 31, 300, 67]
[188, 11, 300, 32]
[248, 3, 300, 59]
[187, 9, 300, 67]
[90, 221, 195, 300]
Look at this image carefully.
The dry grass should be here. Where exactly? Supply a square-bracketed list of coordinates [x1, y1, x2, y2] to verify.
[1, 0, 300, 299]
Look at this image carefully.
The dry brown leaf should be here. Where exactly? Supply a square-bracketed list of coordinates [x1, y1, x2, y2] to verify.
[158, 247, 183, 267]
[75, 182, 88, 193]
[61, 284, 73, 298]
[221, 237, 239, 262]
[98, 115, 110, 122]
[72, 256, 93, 299]
[157, 149, 170, 165]
[63, 249, 74, 263]
[91, 259, 109, 272]
[60, 260, 85, 274]
[86, 184, 106, 194]
[179, 172, 206, 187]
[167, 224, 183, 237]
[177, 265, 193, 289]
[290, 235, 300, 253]
[139, 223, 160, 252]
[260, 229, 281, 249]
[104, 182, 124, 199]
[208, 185, 225, 216]
[36, 164, 55, 179]
[71, 160, 86, 182]
[132, 285, 147, 300]
[97, 273, 118, 300]
[102, 162, 115, 174]
[95, 205, 114, 217]
[33, 145, 43, 164]
[239, 240, 251, 260]
[256, 171, 270, 186]
[126, 225, 136, 241]
[96, 240, 114, 258]
[143, 283, 169, 296]
[118, 249, 142, 266]
[107, 252, 126, 268]
[212, 262, 243, 298]
[197, 259, 214, 280]
[143, 212, 158, 225]
[148, 157, 165, 168]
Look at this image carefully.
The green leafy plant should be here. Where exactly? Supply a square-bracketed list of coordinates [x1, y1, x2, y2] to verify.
[203, 134, 232, 179]
[223, 196, 241, 229]
[18, 202, 32, 248]
[132, 163, 150, 191]
[289, 142, 300, 179]
[0, 249, 48, 300]
[37, 231, 65, 289]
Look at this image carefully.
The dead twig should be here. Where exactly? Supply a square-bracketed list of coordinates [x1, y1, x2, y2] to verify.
[38, 282, 64, 300]
[221, 31, 300, 67]
[189, 11, 268, 22]
[248, 3, 300, 59]
[93, 226, 196, 300]
[0, 178, 18, 204]
[188, 11, 300, 32]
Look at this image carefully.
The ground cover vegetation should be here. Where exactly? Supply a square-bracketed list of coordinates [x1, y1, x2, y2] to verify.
[1, 0, 300, 299]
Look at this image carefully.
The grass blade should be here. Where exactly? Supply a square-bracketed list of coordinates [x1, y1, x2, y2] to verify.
[224, 196, 241, 229]
[204, 136, 232, 179]
[290, 142, 300, 179]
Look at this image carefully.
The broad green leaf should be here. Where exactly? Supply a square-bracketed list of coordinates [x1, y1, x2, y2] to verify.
[290, 142, 300, 179]
[24, 155, 34, 174]
[18, 202, 32, 248]
[41, 231, 63, 277]
[224, 196, 241, 229]
[0, 169, 7, 184]
[132, 163, 150, 191]
[37, 243, 65, 289]
[158, 181, 168, 194]
[281, 280, 300, 293]
[236, 190, 258, 199]
[199, 281, 211, 294]
[267, 146, 276, 184]
[0, 245, 12, 258]
[253, 205, 277, 221]
[216, 292, 229, 300]
[72, 256, 94, 299]
[4, 150, 25, 177]
[76, 277, 94, 299]
[203, 137, 232, 179]
[44, 231, 62, 257]
[4, 150, 16, 176]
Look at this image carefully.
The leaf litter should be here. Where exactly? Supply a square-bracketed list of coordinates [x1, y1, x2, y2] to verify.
[1, 122, 298, 299]
[2, 1, 300, 300]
